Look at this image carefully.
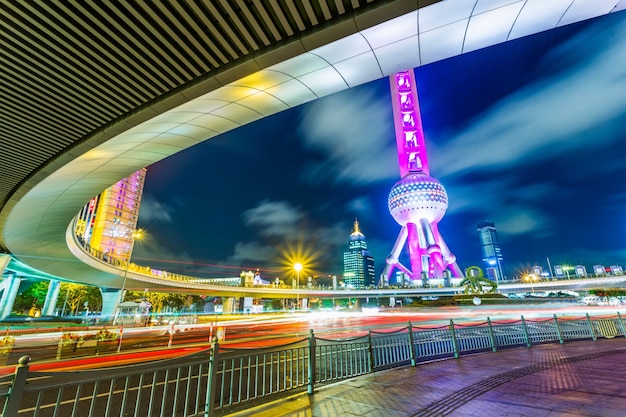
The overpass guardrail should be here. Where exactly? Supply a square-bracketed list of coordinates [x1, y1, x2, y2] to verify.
[2, 311, 626, 416]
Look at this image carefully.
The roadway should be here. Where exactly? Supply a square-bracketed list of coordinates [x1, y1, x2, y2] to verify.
[4, 301, 626, 372]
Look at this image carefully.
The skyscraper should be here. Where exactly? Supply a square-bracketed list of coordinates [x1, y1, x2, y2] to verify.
[343, 220, 376, 288]
[477, 221, 504, 282]
[75, 169, 147, 263]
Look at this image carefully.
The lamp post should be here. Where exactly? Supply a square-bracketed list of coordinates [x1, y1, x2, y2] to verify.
[115, 229, 143, 324]
[563, 265, 572, 280]
[294, 262, 302, 310]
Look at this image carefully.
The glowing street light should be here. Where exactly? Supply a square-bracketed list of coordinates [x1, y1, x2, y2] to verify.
[562, 265, 573, 280]
[294, 262, 303, 310]
[524, 273, 539, 292]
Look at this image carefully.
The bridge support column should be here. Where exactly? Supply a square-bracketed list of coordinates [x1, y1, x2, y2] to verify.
[42, 279, 61, 316]
[100, 288, 122, 322]
[223, 297, 237, 314]
[0, 274, 22, 320]
[0, 254, 10, 275]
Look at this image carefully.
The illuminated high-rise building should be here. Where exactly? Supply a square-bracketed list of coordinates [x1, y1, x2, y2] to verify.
[382, 70, 462, 286]
[343, 220, 375, 288]
[477, 221, 504, 282]
[75, 169, 146, 263]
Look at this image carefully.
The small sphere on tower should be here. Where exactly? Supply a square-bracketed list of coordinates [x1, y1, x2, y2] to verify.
[388, 172, 448, 226]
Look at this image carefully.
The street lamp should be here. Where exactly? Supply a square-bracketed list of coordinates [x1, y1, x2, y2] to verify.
[116, 229, 143, 323]
[294, 262, 302, 310]
[563, 265, 572, 280]
[524, 273, 539, 292]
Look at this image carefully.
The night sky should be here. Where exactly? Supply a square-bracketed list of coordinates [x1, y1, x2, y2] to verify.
[135, 11, 626, 281]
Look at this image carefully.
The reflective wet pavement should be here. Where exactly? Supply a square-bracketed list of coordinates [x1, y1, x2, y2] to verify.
[225, 338, 626, 417]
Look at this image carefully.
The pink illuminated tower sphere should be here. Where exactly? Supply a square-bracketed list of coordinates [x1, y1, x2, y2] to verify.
[382, 70, 462, 286]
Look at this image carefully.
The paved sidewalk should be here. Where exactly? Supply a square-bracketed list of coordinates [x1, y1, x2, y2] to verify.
[225, 338, 626, 417]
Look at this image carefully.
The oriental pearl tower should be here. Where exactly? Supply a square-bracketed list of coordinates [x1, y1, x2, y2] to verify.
[382, 70, 463, 286]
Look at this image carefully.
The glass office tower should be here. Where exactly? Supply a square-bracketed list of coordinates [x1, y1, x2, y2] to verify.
[343, 220, 376, 288]
[477, 221, 504, 282]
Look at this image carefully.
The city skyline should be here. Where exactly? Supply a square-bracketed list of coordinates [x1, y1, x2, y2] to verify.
[135, 11, 626, 281]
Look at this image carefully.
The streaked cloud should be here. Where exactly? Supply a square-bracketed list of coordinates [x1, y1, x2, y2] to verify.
[243, 200, 303, 238]
[138, 195, 175, 223]
[298, 87, 398, 184]
[434, 17, 626, 178]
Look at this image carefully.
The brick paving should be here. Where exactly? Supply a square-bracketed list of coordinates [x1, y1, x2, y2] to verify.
[225, 338, 626, 417]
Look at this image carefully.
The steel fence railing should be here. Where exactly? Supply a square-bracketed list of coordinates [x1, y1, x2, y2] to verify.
[2, 313, 626, 417]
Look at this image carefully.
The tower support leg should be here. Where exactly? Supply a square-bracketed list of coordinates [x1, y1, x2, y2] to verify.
[406, 223, 423, 282]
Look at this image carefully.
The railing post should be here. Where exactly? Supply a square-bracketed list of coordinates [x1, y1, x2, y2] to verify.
[3, 356, 31, 417]
[204, 337, 219, 417]
[307, 329, 316, 395]
[586, 313, 597, 341]
[521, 315, 531, 347]
[487, 317, 497, 352]
[367, 330, 375, 372]
[553, 314, 564, 344]
[407, 322, 417, 366]
[617, 312, 626, 337]
[449, 320, 459, 359]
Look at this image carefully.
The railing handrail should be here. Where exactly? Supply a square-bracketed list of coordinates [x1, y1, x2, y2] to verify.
[2, 312, 626, 416]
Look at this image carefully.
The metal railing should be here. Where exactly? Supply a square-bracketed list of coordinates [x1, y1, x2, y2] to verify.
[2, 312, 626, 416]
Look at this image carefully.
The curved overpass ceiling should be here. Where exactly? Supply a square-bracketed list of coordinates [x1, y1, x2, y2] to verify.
[1, 0, 624, 290]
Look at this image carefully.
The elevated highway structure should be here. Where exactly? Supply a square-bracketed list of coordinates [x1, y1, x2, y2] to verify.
[1, 1, 625, 296]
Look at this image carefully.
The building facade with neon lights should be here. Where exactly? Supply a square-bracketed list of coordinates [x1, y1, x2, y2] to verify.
[75, 169, 146, 263]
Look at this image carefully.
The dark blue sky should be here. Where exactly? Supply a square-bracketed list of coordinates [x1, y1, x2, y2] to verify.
[136, 11, 626, 281]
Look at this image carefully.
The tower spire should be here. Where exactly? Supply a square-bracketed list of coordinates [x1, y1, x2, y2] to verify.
[351, 218, 363, 236]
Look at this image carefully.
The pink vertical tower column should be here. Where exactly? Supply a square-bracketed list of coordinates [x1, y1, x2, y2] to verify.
[382, 70, 463, 285]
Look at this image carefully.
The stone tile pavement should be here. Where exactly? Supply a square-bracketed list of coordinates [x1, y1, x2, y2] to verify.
[225, 338, 626, 417]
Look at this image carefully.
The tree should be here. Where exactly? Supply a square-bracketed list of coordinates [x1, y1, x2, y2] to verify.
[57, 283, 100, 315]
[13, 281, 49, 314]
[460, 266, 497, 294]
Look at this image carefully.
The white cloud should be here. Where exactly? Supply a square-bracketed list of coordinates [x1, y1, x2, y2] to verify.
[433, 17, 626, 178]
[227, 241, 278, 264]
[138, 195, 175, 223]
[490, 207, 552, 237]
[243, 200, 303, 238]
[299, 87, 398, 184]
[345, 196, 375, 216]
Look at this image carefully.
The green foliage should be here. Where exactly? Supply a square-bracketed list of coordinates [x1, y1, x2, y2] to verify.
[589, 288, 626, 297]
[270, 299, 283, 310]
[57, 283, 101, 315]
[125, 291, 205, 313]
[13, 281, 49, 313]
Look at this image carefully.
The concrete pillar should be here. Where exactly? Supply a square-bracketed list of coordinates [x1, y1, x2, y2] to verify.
[0, 254, 10, 275]
[0, 274, 22, 319]
[100, 288, 122, 322]
[42, 279, 61, 316]
[223, 297, 237, 314]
